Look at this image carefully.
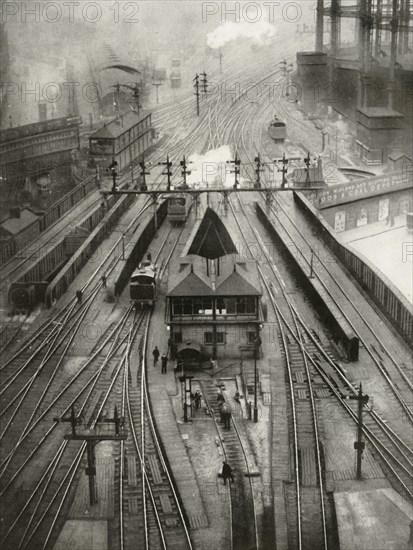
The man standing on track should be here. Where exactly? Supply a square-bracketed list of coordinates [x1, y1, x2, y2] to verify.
[222, 461, 234, 485]
[152, 346, 160, 367]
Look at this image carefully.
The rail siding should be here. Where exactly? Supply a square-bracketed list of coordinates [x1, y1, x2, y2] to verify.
[0, 174, 97, 265]
[114, 200, 168, 298]
[45, 191, 134, 306]
[294, 191, 413, 346]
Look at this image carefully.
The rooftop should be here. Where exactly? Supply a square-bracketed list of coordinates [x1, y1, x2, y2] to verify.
[167, 254, 261, 297]
[89, 110, 151, 140]
[0, 208, 39, 236]
[184, 207, 238, 259]
[357, 107, 404, 118]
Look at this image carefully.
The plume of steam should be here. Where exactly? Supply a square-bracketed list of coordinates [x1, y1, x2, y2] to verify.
[183, 146, 250, 189]
[207, 21, 276, 49]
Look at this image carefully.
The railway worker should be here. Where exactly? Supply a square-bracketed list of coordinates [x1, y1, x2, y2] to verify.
[223, 406, 231, 430]
[222, 461, 235, 486]
[152, 346, 160, 367]
[146, 252, 152, 262]
[161, 353, 168, 374]
[76, 290, 82, 304]
[194, 391, 202, 411]
[217, 390, 225, 405]
[101, 274, 107, 288]
[220, 402, 229, 424]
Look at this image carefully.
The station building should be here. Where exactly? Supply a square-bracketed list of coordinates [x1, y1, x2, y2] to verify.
[89, 110, 153, 172]
[165, 208, 264, 360]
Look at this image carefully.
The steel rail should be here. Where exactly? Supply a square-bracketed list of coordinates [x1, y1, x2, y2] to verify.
[199, 380, 234, 550]
[228, 195, 305, 548]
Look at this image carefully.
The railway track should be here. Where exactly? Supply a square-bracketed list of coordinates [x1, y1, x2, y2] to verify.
[242, 69, 413, 423]
[230, 188, 413, 542]
[228, 195, 329, 550]
[200, 379, 258, 550]
[227, 66, 413, 495]
[0, 201, 187, 548]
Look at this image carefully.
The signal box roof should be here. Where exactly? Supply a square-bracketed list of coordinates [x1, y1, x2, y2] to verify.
[183, 207, 238, 259]
[167, 254, 261, 297]
[90, 110, 151, 140]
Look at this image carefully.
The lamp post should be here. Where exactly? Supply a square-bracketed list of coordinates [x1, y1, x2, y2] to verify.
[253, 334, 262, 423]
[348, 383, 369, 479]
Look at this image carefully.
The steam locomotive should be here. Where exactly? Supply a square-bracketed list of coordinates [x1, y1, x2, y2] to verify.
[167, 193, 192, 224]
[130, 259, 157, 307]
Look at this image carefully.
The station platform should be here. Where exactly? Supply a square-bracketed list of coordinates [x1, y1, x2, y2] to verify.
[341, 216, 412, 304]
[145, 290, 210, 534]
[335, 483, 413, 550]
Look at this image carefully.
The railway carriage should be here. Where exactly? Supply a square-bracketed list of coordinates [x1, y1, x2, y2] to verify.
[130, 260, 157, 307]
[268, 116, 287, 142]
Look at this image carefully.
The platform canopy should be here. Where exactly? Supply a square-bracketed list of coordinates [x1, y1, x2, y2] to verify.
[186, 207, 238, 259]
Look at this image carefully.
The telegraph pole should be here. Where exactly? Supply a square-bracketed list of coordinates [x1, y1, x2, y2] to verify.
[54, 406, 126, 506]
[193, 73, 200, 116]
[111, 82, 121, 116]
[219, 49, 223, 73]
[152, 81, 162, 104]
[200, 72, 208, 95]
[304, 152, 312, 186]
[275, 153, 289, 188]
[180, 155, 192, 188]
[139, 155, 150, 191]
[349, 383, 369, 480]
[179, 375, 194, 422]
[131, 84, 141, 116]
[158, 155, 173, 191]
[253, 334, 262, 423]
[226, 152, 241, 189]
[254, 154, 263, 189]
[108, 160, 118, 193]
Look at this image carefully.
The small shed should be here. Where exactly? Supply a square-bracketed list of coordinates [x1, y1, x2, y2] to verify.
[176, 341, 203, 369]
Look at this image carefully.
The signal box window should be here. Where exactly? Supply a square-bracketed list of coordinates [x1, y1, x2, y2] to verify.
[182, 298, 193, 315]
[225, 298, 236, 314]
[247, 331, 257, 344]
[216, 298, 226, 315]
[194, 298, 203, 314]
[204, 298, 213, 315]
[204, 332, 226, 345]
[236, 297, 256, 314]
[172, 299, 182, 315]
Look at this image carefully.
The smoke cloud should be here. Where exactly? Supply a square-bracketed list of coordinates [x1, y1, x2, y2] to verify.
[207, 21, 276, 49]
[184, 146, 238, 188]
